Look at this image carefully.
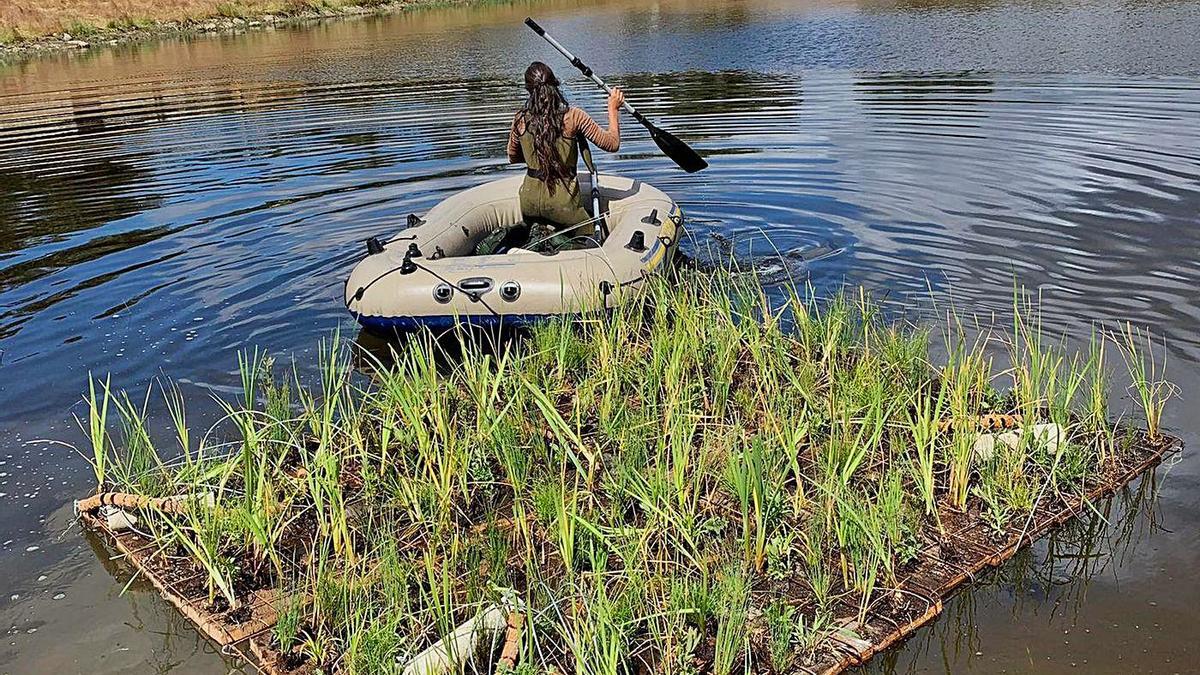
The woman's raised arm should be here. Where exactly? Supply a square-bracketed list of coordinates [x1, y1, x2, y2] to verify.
[567, 87, 624, 152]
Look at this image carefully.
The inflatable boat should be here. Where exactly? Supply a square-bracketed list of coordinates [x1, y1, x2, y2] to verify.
[344, 173, 682, 332]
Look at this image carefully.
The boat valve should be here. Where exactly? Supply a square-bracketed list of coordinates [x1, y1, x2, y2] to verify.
[365, 236, 384, 256]
[499, 281, 521, 302]
[626, 230, 647, 252]
[406, 243, 423, 258]
[433, 283, 453, 303]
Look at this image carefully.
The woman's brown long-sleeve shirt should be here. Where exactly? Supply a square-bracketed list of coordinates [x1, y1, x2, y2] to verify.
[507, 107, 620, 164]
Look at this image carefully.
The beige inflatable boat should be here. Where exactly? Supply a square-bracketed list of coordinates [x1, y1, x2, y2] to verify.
[345, 173, 682, 331]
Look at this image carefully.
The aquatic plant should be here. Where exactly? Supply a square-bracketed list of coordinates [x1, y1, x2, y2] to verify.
[905, 381, 945, 519]
[73, 269, 1174, 674]
[82, 374, 112, 489]
[1117, 323, 1175, 441]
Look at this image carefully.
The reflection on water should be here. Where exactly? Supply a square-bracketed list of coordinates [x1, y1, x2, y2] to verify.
[1, 0, 1199, 672]
[871, 470, 1175, 673]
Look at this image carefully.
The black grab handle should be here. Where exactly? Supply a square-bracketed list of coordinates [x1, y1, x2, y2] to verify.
[524, 17, 545, 35]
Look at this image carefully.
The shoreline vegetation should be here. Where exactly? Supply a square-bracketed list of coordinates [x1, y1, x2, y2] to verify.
[0, 0, 496, 58]
[72, 270, 1177, 674]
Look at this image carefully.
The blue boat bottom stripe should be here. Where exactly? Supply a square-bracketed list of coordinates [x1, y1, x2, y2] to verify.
[354, 312, 561, 332]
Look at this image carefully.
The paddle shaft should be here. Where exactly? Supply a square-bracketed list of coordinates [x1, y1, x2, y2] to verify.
[525, 19, 648, 126]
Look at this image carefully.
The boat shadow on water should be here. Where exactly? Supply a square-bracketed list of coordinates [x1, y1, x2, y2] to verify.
[352, 322, 526, 375]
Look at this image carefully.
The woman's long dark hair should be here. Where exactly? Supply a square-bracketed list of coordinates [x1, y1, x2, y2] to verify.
[521, 62, 572, 194]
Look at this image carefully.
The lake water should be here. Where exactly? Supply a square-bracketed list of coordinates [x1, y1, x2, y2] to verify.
[1, 0, 1198, 671]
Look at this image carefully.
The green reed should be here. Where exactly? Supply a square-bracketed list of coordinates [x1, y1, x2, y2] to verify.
[943, 330, 991, 509]
[1117, 323, 1175, 440]
[713, 565, 748, 675]
[83, 374, 112, 489]
[906, 381, 946, 518]
[725, 437, 770, 572]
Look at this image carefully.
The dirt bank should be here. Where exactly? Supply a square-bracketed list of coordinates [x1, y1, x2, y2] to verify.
[0, 0, 488, 59]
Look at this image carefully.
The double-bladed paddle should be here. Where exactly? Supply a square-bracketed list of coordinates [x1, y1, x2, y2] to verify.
[525, 17, 708, 173]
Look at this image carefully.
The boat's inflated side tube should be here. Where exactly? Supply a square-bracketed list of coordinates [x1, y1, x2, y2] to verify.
[345, 174, 681, 331]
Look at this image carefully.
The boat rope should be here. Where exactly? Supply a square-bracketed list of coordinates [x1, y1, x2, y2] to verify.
[349, 210, 613, 313]
[348, 199, 677, 314]
[346, 265, 403, 309]
[346, 257, 504, 319]
[412, 258, 503, 318]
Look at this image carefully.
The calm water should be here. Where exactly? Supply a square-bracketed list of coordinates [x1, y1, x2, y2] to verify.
[2, 0, 1199, 672]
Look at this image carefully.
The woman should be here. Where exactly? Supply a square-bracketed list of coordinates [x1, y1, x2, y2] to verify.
[503, 61, 624, 249]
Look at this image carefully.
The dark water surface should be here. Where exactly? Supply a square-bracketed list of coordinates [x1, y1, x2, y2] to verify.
[2, 0, 1199, 672]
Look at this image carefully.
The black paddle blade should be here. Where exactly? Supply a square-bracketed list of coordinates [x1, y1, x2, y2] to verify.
[646, 122, 708, 173]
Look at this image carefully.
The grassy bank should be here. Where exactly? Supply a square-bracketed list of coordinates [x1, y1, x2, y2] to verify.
[76, 271, 1174, 673]
[0, 0, 487, 50]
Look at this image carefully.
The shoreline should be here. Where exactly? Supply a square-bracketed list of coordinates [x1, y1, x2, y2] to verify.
[0, 0, 491, 60]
